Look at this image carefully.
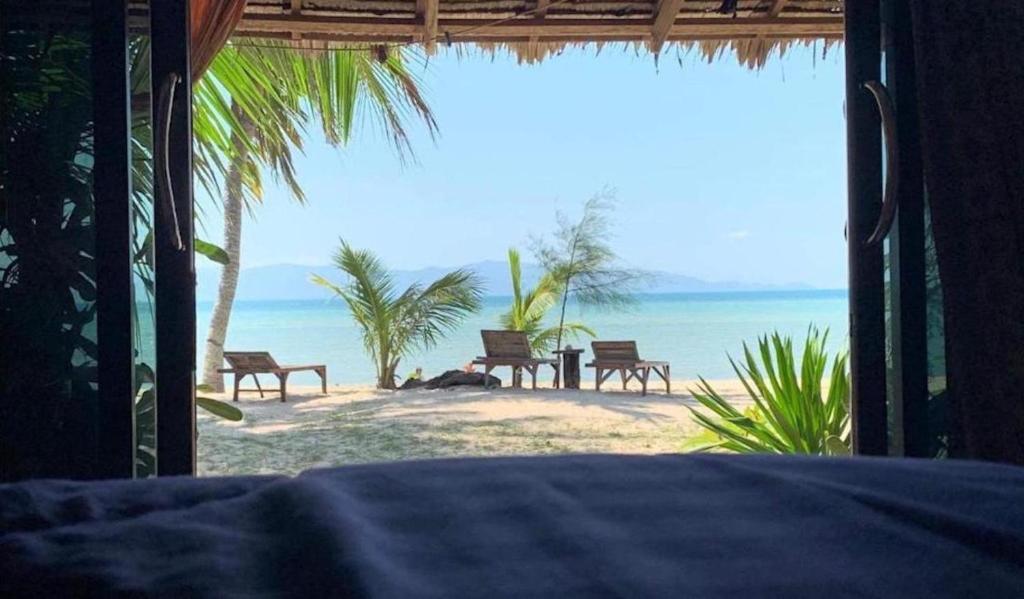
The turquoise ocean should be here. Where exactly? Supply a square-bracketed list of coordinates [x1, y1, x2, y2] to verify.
[197, 290, 849, 386]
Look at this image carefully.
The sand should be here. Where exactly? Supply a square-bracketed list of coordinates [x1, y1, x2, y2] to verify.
[197, 379, 752, 477]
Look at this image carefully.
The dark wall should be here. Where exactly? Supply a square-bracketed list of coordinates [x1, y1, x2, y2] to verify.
[910, 2, 1024, 464]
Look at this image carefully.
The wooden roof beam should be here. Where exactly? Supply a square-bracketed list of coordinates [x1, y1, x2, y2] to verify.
[528, 0, 551, 55]
[416, 0, 440, 51]
[236, 15, 845, 40]
[289, 0, 302, 40]
[237, 31, 843, 44]
[536, 0, 550, 18]
[651, 0, 685, 54]
[767, 0, 789, 18]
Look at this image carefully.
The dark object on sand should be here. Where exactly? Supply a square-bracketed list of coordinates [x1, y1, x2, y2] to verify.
[399, 370, 501, 390]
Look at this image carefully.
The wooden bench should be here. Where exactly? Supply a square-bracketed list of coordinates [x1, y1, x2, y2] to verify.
[471, 330, 560, 390]
[586, 341, 670, 396]
[217, 351, 327, 402]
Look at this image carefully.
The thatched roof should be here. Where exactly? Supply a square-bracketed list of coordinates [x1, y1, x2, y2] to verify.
[236, 0, 844, 67]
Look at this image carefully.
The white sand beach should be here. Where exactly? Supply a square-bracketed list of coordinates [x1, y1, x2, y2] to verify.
[197, 379, 753, 477]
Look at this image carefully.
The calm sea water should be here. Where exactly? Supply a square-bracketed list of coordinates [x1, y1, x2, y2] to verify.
[196, 290, 849, 386]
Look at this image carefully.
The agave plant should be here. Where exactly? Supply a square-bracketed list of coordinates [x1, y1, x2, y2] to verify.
[500, 248, 594, 356]
[313, 241, 483, 389]
[686, 327, 850, 455]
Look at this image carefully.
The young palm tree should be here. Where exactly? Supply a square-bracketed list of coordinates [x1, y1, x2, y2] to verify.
[312, 241, 483, 389]
[500, 248, 594, 356]
[195, 44, 438, 391]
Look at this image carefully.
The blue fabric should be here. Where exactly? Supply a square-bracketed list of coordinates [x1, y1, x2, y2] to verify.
[2, 454, 1023, 598]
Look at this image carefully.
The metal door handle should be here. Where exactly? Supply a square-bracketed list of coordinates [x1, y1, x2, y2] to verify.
[862, 80, 899, 248]
[155, 72, 184, 251]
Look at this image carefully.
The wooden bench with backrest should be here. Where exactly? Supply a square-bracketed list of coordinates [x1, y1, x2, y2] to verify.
[471, 330, 560, 390]
[218, 351, 327, 402]
[586, 341, 670, 396]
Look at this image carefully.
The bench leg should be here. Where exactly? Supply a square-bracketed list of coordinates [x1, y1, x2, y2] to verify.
[232, 374, 241, 402]
[277, 372, 289, 402]
[651, 364, 671, 394]
[640, 367, 650, 396]
[552, 363, 560, 389]
[484, 365, 494, 389]
[317, 367, 327, 394]
[620, 368, 628, 390]
[251, 374, 265, 399]
[527, 365, 538, 390]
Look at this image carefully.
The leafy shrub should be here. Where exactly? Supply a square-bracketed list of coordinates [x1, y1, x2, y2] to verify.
[686, 327, 850, 455]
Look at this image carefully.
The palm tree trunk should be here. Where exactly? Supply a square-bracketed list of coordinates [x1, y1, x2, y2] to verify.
[380, 357, 399, 390]
[200, 105, 255, 392]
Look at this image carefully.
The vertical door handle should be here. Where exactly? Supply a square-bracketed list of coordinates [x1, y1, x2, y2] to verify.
[862, 80, 899, 248]
[155, 72, 184, 251]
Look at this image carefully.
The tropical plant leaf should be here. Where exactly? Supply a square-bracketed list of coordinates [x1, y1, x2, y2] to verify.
[686, 326, 850, 456]
[197, 396, 244, 422]
[194, 238, 230, 265]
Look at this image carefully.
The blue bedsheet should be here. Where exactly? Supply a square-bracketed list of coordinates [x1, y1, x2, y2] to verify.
[2, 454, 1024, 598]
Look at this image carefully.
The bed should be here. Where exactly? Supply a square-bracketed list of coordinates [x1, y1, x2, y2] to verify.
[2, 454, 1023, 597]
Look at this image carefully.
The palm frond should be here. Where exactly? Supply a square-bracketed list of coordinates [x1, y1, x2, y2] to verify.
[317, 242, 481, 388]
[499, 248, 587, 355]
[404, 269, 484, 351]
[192, 41, 437, 216]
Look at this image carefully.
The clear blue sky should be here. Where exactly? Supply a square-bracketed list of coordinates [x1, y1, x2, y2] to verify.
[198, 44, 848, 289]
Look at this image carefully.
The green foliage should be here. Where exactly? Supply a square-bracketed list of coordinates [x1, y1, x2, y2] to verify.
[196, 396, 244, 422]
[134, 366, 243, 477]
[0, 26, 102, 477]
[686, 327, 851, 455]
[313, 240, 483, 389]
[500, 248, 594, 355]
[194, 238, 230, 265]
[533, 190, 642, 350]
[192, 42, 437, 210]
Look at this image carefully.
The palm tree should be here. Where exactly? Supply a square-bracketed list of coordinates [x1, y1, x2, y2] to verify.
[195, 44, 438, 391]
[312, 241, 483, 389]
[500, 248, 594, 356]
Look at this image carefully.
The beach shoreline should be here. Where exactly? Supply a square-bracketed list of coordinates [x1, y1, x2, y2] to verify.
[197, 379, 751, 477]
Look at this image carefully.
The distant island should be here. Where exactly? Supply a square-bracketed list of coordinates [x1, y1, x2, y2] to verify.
[196, 261, 816, 302]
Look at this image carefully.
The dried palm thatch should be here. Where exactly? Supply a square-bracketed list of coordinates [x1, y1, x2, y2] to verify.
[236, 0, 843, 68]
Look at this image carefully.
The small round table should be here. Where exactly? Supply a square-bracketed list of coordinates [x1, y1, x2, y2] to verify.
[553, 348, 585, 390]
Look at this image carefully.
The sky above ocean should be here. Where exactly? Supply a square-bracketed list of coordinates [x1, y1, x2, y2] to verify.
[197, 44, 848, 289]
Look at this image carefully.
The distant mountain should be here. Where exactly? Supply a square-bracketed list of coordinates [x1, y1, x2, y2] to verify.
[196, 261, 813, 302]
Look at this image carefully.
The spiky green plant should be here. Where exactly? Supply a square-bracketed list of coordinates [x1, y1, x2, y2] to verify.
[499, 248, 594, 356]
[686, 327, 850, 455]
[313, 241, 483, 389]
